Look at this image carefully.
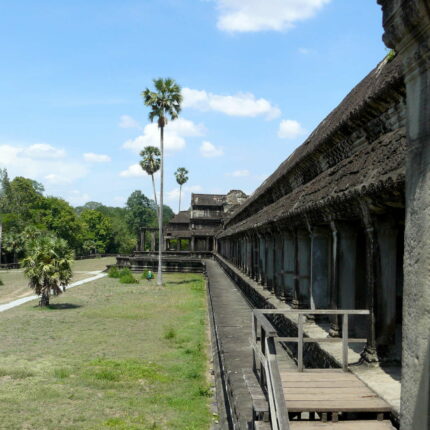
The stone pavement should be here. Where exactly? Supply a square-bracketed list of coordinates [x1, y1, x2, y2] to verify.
[206, 258, 256, 429]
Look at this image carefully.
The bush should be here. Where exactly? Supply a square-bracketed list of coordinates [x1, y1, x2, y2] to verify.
[119, 271, 138, 284]
[0, 278, 3, 286]
[107, 266, 120, 278]
[141, 270, 149, 279]
[118, 268, 132, 277]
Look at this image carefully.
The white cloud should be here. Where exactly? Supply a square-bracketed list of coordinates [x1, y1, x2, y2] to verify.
[122, 118, 205, 154]
[22, 143, 66, 159]
[44, 173, 72, 184]
[67, 190, 91, 206]
[0, 143, 87, 184]
[167, 185, 203, 207]
[119, 114, 142, 129]
[200, 141, 224, 158]
[278, 119, 307, 139]
[83, 153, 111, 163]
[182, 88, 281, 120]
[298, 47, 312, 55]
[216, 0, 331, 33]
[119, 163, 146, 178]
[230, 169, 250, 177]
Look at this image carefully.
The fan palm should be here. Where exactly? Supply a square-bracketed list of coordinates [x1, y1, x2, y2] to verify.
[142, 78, 183, 286]
[174, 167, 189, 213]
[3, 231, 23, 264]
[21, 235, 73, 307]
[140, 146, 161, 210]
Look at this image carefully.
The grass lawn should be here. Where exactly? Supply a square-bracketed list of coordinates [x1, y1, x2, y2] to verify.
[0, 257, 116, 304]
[0, 273, 212, 430]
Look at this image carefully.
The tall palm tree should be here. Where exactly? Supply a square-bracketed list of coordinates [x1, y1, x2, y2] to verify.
[142, 78, 182, 286]
[22, 236, 73, 307]
[140, 146, 161, 210]
[174, 167, 189, 213]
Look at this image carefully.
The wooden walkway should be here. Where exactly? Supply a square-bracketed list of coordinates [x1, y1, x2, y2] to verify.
[282, 369, 394, 429]
[282, 369, 391, 415]
[251, 309, 396, 429]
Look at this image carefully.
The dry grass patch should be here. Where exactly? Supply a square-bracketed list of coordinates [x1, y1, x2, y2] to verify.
[0, 273, 212, 429]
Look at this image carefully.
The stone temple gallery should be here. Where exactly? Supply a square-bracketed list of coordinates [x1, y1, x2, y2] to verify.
[118, 2, 430, 429]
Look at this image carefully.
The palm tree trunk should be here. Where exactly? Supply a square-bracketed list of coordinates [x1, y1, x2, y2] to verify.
[157, 125, 164, 286]
[179, 184, 182, 213]
[40, 291, 49, 307]
[0, 223, 2, 266]
[151, 174, 159, 218]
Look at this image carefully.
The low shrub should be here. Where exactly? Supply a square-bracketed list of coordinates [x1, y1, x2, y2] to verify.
[0, 278, 3, 286]
[118, 268, 132, 277]
[141, 270, 149, 279]
[119, 271, 139, 284]
[107, 266, 120, 278]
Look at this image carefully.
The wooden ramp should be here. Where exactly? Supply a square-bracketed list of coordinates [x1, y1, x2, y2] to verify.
[282, 369, 393, 429]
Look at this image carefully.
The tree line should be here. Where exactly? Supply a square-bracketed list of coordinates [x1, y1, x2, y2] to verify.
[0, 168, 174, 264]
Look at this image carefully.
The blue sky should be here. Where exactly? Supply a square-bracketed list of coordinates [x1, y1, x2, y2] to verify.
[0, 0, 387, 210]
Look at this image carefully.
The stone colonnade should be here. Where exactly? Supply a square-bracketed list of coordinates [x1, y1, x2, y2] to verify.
[218, 203, 404, 363]
[378, 1, 430, 429]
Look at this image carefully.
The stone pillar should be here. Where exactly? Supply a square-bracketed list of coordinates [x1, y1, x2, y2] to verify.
[360, 202, 379, 363]
[266, 232, 275, 291]
[274, 229, 284, 298]
[205, 237, 209, 252]
[295, 229, 311, 308]
[259, 234, 267, 286]
[332, 222, 359, 337]
[176, 238, 181, 251]
[140, 230, 146, 252]
[378, 2, 430, 428]
[375, 218, 398, 351]
[150, 232, 156, 252]
[310, 226, 330, 310]
[191, 236, 195, 252]
[283, 230, 295, 303]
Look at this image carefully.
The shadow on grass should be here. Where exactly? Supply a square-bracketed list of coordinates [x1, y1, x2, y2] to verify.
[167, 279, 202, 285]
[34, 303, 83, 310]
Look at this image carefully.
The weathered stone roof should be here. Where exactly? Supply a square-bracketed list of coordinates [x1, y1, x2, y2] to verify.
[169, 210, 190, 224]
[191, 193, 225, 207]
[224, 55, 404, 229]
[218, 126, 405, 237]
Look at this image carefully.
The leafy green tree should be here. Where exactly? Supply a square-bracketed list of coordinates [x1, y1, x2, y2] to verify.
[174, 167, 189, 212]
[39, 197, 83, 250]
[80, 210, 114, 254]
[125, 191, 157, 236]
[142, 78, 183, 285]
[22, 236, 73, 307]
[140, 146, 161, 209]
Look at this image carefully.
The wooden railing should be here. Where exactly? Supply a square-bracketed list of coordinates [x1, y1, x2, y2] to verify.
[251, 309, 370, 429]
[251, 311, 290, 430]
[255, 309, 370, 372]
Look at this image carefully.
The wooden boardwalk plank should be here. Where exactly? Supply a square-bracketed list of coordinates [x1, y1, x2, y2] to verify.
[287, 399, 391, 412]
[282, 369, 391, 413]
[289, 421, 394, 429]
[283, 380, 365, 388]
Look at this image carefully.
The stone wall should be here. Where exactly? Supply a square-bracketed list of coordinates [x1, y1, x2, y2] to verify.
[217, 55, 407, 365]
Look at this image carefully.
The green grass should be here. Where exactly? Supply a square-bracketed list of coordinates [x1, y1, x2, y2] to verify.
[0, 273, 211, 429]
[0, 257, 115, 304]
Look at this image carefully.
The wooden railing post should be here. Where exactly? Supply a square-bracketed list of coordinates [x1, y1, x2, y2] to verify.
[342, 313, 349, 371]
[298, 313, 304, 372]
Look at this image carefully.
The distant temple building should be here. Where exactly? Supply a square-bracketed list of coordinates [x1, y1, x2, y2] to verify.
[165, 190, 247, 252]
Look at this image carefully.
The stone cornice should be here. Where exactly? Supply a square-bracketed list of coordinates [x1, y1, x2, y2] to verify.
[378, 0, 430, 73]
